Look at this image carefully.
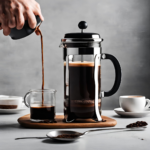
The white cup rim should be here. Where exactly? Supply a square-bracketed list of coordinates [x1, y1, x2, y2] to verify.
[119, 95, 145, 98]
[0, 96, 23, 100]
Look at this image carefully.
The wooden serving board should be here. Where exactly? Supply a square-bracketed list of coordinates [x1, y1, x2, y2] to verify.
[18, 114, 117, 129]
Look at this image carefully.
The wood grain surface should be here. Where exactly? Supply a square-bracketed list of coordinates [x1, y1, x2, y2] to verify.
[18, 114, 117, 129]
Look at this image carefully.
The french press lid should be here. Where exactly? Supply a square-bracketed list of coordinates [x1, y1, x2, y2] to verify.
[61, 21, 103, 48]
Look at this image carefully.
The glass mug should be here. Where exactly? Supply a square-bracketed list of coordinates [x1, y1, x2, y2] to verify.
[24, 89, 56, 122]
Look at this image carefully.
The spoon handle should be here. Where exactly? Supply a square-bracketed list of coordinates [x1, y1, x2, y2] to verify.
[83, 128, 129, 135]
[15, 137, 47, 140]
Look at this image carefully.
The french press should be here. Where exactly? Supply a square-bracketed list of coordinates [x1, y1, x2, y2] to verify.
[60, 21, 121, 122]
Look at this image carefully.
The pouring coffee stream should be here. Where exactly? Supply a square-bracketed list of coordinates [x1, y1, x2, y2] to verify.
[9, 15, 45, 106]
[35, 26, 45, 105]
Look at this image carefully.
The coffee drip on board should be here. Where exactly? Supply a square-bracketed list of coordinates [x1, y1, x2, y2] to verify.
[35, 26, 45, 106]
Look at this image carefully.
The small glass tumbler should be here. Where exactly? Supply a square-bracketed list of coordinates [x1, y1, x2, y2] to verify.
[24, 89, 56, 122]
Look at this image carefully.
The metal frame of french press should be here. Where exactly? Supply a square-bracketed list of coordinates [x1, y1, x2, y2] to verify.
[60, 22, 121, 123]
[60, 41, 103, 122]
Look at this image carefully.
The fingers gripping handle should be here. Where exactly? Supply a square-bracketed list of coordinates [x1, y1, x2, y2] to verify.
[101, 53, 122, 97]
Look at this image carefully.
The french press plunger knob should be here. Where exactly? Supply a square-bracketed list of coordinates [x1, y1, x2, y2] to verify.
[78, 21, 88, 33]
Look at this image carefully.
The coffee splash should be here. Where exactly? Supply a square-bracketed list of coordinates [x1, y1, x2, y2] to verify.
[35, 26, 44, 105]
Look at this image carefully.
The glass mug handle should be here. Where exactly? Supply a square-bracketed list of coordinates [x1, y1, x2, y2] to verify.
[101, 53, 122, 97]
[24, 91, 32, 107]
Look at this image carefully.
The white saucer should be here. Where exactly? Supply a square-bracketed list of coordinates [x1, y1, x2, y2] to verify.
[0, 107, 27, 114]
[114, 108, 150, 118]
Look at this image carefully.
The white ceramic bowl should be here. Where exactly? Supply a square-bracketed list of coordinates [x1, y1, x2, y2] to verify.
[0, 95, 23, 109]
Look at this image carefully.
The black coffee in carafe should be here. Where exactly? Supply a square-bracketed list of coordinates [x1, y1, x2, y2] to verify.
[64, 62, 101, 119]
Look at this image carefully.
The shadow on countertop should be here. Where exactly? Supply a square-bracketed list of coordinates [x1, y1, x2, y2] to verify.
[42, 139, 78, 144]
[0, 123, 39, 130]
[111, 115, 143, 119]
[0, 123, 20, 129]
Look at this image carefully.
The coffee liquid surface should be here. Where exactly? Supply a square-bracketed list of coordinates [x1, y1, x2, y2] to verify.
[35, 27, 44, 105]
[64, 62, 101, 119]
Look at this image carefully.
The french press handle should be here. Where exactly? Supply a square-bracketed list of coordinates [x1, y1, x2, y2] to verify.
[101, 53, 122, 97]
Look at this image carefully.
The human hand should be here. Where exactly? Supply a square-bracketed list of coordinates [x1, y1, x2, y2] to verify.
[0, 0, 44, 36]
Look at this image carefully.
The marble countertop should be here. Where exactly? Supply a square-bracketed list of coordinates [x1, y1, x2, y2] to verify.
[0, 109, 149, 150]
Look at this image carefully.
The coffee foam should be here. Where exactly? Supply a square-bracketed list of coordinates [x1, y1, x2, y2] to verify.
[128, 96, 142, 98]
[30, 104, 54, 108]
[64, 61, 100, 67]
[120, 95, 144, 99]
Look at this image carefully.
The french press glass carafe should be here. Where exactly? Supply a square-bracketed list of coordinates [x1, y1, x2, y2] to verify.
[60, 21, 121, 122]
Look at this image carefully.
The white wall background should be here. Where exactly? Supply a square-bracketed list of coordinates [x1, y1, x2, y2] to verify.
[0, 0, 150, 112]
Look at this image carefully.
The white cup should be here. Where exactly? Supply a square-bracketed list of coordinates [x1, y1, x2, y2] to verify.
[119, 95, 150, 112]
[0, 95, 23, 109]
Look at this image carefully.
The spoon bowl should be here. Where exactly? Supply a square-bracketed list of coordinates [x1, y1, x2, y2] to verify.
[46, 130, 82, 141]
